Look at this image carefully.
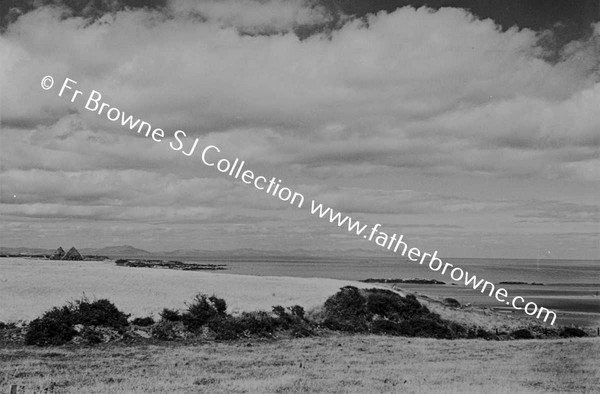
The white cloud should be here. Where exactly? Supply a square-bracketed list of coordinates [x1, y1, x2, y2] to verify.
[1, 3, 598, 256]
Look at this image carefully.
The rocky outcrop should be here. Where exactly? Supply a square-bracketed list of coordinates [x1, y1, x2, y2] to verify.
[50, 247, 65, 260]
[115, 259, 226, 271]
[62, 247, 83, 261]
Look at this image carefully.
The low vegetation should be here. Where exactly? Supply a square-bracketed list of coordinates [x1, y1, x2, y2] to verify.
[0, 286, 589, 348]
[24, 297, 130, 346]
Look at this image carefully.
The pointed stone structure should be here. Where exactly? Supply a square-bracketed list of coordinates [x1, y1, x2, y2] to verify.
[62, 246, 83, 261]
[50, 246, 65, 260]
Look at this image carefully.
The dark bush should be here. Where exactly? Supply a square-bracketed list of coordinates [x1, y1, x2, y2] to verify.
[365, 290, 403, 318]
[25, 312, 78, 346]
[208, 317, 244, 340]
[321, 287, 469, 339]
[403, 317, 454, 339]
[182, 294, 228, 332]
[160, 308, 182, 322]
[272, 305, 286, 319]
[0, 321, 17, 330]
[209, 296, 227, 315]
[131, 316, 155, 327]
[290, 322, 314, 338]
[289, 305, 305, 319]
[208, 312, 280, 340]
[365, 289, 431, 321]
[371, 319, 403, 336]
[80, 327, 103, 345]
[512, 328, 534, 339]
[270, 305, 313, 336]
[151, 321, 185, 341]
[560, 327, 587, 338]
[72, 298, 129, 329]
[236, 312, 279, 337]
[476, 328, 493, 340]
[322, 286, 368, 332]
[25, 298, 130, 346]
[448, 322, 468, 338]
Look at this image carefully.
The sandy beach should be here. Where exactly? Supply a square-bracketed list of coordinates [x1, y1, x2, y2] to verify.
[0, 258, 387, 322]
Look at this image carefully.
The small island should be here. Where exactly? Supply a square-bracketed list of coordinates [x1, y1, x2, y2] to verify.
[361, 278, 446, 285]
[499, 281, 544, 286]
[115, 259, 227, 271]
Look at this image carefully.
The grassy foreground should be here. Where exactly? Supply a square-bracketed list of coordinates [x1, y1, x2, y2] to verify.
[2, 335, 598, 393]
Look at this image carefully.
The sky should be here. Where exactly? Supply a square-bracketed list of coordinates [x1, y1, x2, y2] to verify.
[0, 0, 599, 259]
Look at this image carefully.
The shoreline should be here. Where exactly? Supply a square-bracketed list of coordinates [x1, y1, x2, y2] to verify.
[0, 258, 388, 323]
[1, 257, 598, 329]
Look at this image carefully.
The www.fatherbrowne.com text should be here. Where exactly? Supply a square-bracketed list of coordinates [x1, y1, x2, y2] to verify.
[43, 75, 557, 325]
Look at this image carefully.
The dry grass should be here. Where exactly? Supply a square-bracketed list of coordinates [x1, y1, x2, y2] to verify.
[1, 335, 598, 393]
[410, 291, 541, 331]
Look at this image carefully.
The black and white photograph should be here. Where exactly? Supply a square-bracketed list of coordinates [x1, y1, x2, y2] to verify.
[0, 0, 599, 392]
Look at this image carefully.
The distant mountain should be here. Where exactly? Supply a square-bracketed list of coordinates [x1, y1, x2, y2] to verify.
[156, 247, 390, 259]
[157, 248, 294, 258]
[79, 245, 152, 257]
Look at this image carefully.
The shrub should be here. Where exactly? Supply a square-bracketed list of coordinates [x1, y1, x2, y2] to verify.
[0, 321, 17, 330]
[272, 305, 287, 319]
[131, 316, 155, 327]
[25, 298, 130, 346]
[402, 317, 454, 339]
[476, 327, 493, 340]
[371, 319, 403, 336]
[237, 312, 279, 337]
[560, 327, 587, 338]
[321, 287, 468, 339]
[182, 294, 228, 332]
[80, 327, 103, 345]
[365, 290, 430, 321]
[448, 322, 468, 338]
[290, 322, 314, 338]
[322, 286, 368, 332]
[151, 320, 186, 341]
[289, 305, 305, 319]
[512, 328, 534, 339]
[72, 298, 129, 329]
[25, 311, 78, 346]
[208, 312, 280, 340]
[160, 308, 182, 322]
[208, 317, 244, 340]
[270, 305, 314, 336]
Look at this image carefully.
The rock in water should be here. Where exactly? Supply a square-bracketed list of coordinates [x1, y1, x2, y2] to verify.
[50, 246, 65, 260]
[62, 247, 83, 260]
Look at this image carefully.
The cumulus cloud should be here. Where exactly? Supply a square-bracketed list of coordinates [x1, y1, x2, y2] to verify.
[0, 1, 598, 256]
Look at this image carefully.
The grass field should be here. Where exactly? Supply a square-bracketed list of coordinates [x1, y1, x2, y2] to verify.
[2, 335, 599, 393]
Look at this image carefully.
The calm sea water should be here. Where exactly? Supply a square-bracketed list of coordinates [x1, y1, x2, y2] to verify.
[172, 256, 599, 284]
